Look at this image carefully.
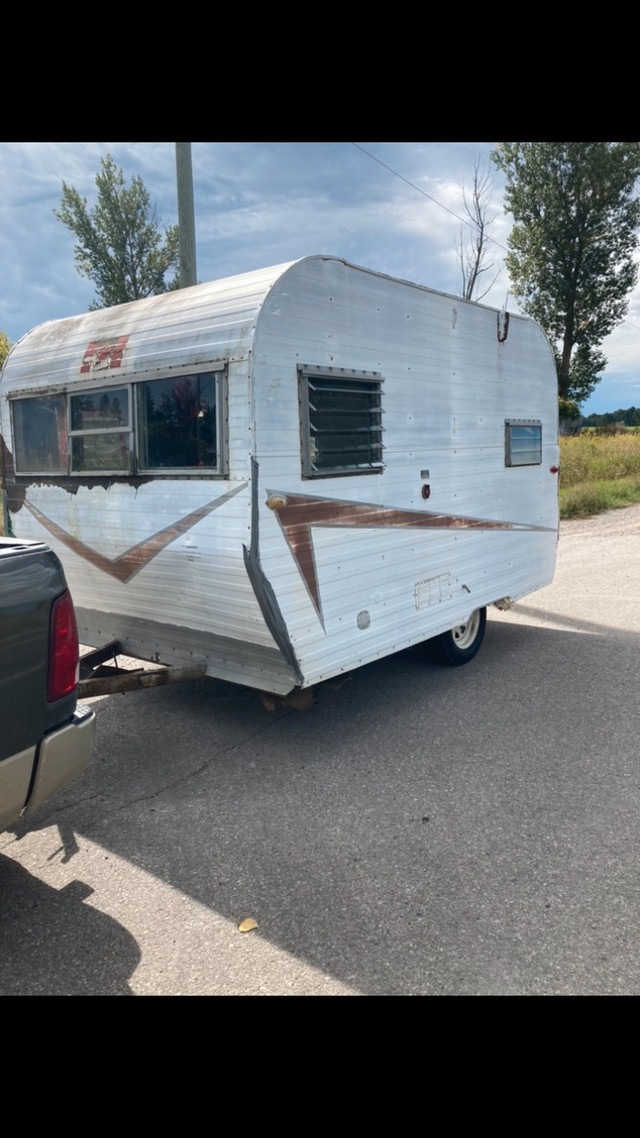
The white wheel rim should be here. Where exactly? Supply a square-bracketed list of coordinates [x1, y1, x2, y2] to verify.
[451, 610, 480, 650]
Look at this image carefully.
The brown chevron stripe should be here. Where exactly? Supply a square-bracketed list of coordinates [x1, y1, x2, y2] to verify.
[24, 483, 248, 583]
[269, 492, 554, 614]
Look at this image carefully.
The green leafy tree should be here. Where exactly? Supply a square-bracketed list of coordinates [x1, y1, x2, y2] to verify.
[54, 154, 180, 310]
[491, 143, 640, 404]
[0, 331, 10, 369]
[558, 396, 580, 421]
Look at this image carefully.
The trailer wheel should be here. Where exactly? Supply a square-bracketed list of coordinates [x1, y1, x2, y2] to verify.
[436, 607, 486, 666]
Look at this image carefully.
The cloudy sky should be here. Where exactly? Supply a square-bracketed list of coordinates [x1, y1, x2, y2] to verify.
[1, 140, 639, 415]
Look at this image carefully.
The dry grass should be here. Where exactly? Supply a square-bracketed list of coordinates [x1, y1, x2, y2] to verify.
[559, 434, 640, 517]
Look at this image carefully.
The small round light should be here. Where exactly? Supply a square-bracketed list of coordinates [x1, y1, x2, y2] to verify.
[267, 494, 288, 510]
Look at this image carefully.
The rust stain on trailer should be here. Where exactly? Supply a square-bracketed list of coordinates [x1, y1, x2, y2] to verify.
[1, 439, 25, 515]
[2, 440, 155, 509]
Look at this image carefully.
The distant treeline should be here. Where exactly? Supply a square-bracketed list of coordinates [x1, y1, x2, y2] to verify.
[581, 407, 640, 427]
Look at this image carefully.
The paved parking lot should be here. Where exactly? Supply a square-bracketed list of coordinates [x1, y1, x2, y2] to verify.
[2, 506, 640, 994]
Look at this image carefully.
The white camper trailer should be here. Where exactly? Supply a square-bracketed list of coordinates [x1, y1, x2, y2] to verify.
[0, 256, 559, 696]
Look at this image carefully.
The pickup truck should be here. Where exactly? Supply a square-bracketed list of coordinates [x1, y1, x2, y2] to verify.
[0, 536, 96, 832]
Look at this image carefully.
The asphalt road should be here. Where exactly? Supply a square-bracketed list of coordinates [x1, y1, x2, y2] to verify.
[2, 505, 640, 995]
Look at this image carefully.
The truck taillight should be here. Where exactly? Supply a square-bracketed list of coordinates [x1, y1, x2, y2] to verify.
[47, 590, 79, 702]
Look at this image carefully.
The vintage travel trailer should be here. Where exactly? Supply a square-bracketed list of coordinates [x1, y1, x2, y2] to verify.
[0, 256, 559, 695]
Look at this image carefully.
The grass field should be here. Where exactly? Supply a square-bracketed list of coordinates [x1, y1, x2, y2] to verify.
[559, 433, 640, 518]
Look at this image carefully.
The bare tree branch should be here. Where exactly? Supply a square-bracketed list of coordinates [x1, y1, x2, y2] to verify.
[456, 157, 499, 301]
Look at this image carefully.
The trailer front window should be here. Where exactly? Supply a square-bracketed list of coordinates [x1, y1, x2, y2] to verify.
[9, 366, 225, 479]
[136, 372, 218, 471]
[299, 365, 384, 478]
[70, 388, 131, 473]
[12, 395, 67, 474]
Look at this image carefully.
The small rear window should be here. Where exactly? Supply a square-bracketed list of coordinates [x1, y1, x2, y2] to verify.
[505, 420, 542, 466]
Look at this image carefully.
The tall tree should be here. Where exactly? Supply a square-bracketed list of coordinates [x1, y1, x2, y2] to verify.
[455, 157, 499, 301]
[491, 142, 640, 403]
[0, 331, 10, 370]
[54, 154, 180, 310]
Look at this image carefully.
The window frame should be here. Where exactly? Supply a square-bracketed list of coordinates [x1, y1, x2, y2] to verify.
[68, 385, 133, 476]
[505, 419, 542, 467]
[135, 365, 226, 476]
[298, 364, 384, 479]
[10, 392, 68, 476]
[9, 361, 228, 478]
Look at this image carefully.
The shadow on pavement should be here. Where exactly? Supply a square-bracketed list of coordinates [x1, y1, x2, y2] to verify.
[0, 855, 140, 995]
[6, 614, 640, 994]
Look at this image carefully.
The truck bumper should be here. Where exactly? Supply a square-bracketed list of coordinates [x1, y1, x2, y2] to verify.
[23, 704, 96, 815]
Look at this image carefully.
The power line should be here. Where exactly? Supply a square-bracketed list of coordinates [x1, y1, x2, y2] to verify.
[351, 142, 509, 253]
[352, 143, 640, 332]
[352, 143, 640, 396]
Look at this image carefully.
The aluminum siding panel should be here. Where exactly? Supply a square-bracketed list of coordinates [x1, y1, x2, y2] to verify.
[0, 264, 298, 691]
[2, 263, 295, 393]
[251, 258, 558, 686]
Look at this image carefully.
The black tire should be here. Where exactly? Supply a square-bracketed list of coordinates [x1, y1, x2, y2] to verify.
[435, 607, 486, 666]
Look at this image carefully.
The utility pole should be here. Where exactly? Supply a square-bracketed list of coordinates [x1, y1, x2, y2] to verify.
[175, 143, 197, 288]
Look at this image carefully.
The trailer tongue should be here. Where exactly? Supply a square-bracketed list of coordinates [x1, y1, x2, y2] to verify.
[78, 641, 207, 697]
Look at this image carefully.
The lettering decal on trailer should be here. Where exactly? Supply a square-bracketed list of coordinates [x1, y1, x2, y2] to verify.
[80, 335, 130, 374]
[267, 490, 555, 618]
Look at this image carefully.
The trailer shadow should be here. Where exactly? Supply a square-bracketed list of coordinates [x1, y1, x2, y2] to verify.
[8, 613, 640, 995]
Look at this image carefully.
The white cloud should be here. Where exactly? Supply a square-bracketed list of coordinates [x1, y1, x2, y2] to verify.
[0, 141, 637, 414]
